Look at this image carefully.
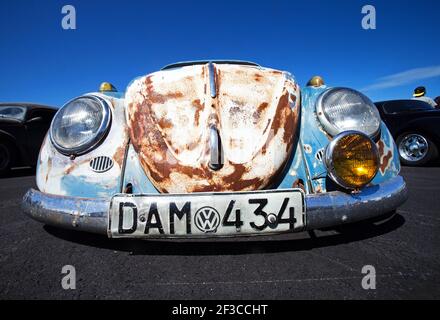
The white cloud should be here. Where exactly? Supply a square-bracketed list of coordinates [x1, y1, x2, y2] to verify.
[361, 65, 440, 92]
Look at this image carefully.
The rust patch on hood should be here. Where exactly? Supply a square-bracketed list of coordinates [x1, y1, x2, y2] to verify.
[158, 118, 173, 129]
[292, 178, 305, 192]
[126, 63, 301, 193]
[113, 145, 127, 165]
[192, 99, 204, 126]
[257, 102, 269, 115]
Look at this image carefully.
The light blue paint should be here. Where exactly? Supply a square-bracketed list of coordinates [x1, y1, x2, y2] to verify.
[61, 174, 120, 198]
[123, 144, 159, 194]
[295, 85, 400, 192]
[299, 85, 330, 192]
[102, 91, 125, 99]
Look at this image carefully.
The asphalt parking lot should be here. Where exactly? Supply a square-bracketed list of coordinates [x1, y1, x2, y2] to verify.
[0, 166, 439, 299]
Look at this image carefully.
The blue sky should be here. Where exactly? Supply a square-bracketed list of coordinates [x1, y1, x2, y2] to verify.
[1, 0, 439, 107]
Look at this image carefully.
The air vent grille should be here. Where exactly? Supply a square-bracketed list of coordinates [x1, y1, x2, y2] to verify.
[90, 156, 113, 173]
[315, 149, 325, 162]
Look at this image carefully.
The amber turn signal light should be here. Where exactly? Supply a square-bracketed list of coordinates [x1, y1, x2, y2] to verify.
[325, 131, 379, 189]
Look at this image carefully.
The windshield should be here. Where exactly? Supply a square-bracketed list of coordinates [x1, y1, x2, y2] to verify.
[0, 106, 27, 121]
[382, 100, 434, 114]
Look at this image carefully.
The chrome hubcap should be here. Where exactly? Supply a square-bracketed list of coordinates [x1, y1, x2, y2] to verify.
[399, 134, 428, 162]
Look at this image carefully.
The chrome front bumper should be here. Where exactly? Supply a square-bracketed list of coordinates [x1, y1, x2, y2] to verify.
[22, 175, 408, 236]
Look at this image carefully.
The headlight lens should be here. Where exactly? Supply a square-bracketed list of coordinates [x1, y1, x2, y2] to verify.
[50, 96, 111, 155]
[316, 88, 381, 137]
[325, 131, 379, 189]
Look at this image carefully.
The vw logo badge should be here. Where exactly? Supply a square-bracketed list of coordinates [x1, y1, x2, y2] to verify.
[194, 206, 221, 233]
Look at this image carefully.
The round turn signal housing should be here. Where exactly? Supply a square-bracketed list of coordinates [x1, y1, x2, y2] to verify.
[325, 131, 379, 189]
[99, 82, 117, 92]
[307, 76, 325, 87]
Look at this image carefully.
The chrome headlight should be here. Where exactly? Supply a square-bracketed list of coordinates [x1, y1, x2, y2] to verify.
[316, 88, 381, 137]
[50, 95, 111, 156]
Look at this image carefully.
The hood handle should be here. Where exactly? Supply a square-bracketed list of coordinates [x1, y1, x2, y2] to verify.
[208, 125, 223, 171]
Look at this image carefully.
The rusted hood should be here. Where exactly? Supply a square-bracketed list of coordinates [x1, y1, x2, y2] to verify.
[125, 63, 300, 193]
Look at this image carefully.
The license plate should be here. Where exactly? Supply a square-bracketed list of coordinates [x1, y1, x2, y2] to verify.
[108, 189, 305, 238]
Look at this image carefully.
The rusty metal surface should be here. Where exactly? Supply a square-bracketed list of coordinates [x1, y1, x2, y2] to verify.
[125, 63, 300, 193]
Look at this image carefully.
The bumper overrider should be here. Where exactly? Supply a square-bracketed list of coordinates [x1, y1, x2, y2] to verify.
[21, 175, 408, 237]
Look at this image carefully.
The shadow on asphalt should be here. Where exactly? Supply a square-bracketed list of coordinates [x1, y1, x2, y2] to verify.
[0, 167, 35, 179]
[43, 213, 405, 255]
[401, 158, 440, 168]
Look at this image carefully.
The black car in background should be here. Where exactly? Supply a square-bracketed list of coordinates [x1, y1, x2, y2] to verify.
[0, 103, 57, 175]
[375, 99, 440, 166]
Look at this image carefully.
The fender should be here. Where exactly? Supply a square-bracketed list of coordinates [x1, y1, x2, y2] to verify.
[0, 128, 28, 166]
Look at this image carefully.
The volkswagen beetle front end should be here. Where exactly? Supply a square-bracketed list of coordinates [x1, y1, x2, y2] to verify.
[22, 61, 408, 238]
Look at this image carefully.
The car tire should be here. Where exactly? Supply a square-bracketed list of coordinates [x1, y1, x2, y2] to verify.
[0, 141, 15, 176]
[396, 132, 438, 166]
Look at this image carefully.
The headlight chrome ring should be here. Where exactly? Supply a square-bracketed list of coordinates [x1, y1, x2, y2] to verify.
[316, 87, 381, 138]
[50, 95, 111, 156]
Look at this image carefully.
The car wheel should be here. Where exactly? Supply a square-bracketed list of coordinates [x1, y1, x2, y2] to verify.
[0, 142, 14, 175]
[396, 133, 438, 166]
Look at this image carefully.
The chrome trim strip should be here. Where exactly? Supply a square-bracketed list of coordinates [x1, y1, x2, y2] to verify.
[208, 125, 222, 170]
[22, 175, 407, 236]
[208, 62, 217, 98]
[298, 140, 315, 193]
[118, 138, 131, 193]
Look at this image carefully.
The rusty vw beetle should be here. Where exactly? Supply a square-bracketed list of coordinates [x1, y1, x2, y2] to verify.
[22, 61, 408, 238]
